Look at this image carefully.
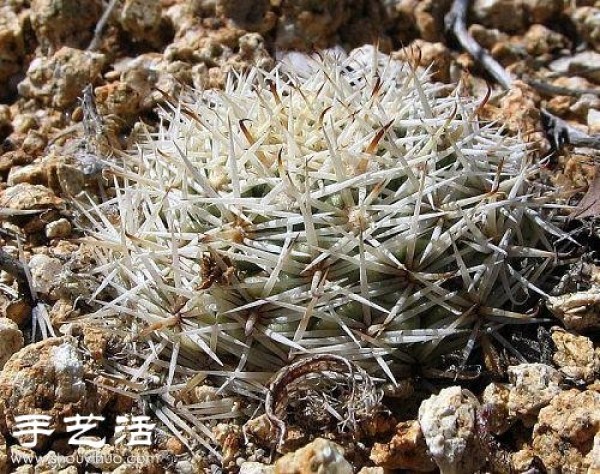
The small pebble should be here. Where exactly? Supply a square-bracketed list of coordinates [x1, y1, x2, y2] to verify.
[28, 253, 62, 294]
[174, 460, 194, 474]
[12, 114, 37, 134]
[45, 218, 72, 239]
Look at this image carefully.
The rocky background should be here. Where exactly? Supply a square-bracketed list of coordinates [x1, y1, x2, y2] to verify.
[1, 0, 600, 473]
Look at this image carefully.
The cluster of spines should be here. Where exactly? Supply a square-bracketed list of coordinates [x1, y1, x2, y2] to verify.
[80, 47, 566, 392]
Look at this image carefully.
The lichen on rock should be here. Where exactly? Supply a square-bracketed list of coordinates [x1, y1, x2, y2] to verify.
[418, 386, 484, 474]
[0, 336, 115, 449]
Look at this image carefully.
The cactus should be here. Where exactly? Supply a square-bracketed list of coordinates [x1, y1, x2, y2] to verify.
[82, 46, 567, 385]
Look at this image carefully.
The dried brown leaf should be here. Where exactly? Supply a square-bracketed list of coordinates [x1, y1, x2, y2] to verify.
[571, 166, 600, 219]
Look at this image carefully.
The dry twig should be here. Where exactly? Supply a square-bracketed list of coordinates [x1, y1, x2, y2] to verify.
[444, 0, 512, 89]
[525, 77, 600, 98]
[88, 0, 120, 52]
[570, 171, 600, 219]
[445, 0, 600, 151]
[540, 109, 600, 149]
[264, 354, 379, 448]
[0, 248, 35, 303]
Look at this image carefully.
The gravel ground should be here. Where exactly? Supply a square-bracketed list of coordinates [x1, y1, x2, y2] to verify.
[1, 1, 600, 473]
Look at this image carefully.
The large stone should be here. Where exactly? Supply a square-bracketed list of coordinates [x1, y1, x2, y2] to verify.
[506, 363, 563, 425]
[551, 327, 600, 383]
[28, 254, 62, 296]
[571, 7, 600, 53]
[0, 318, 24, 370]
[472, 0, 563, 33]
[0, 183, 62, 213]
[275, 0, 351, 50]
[550, 51, 600, 84]
[18, 47, 105, 108]
[547, 289, 600, 331]
[0, 336, 114, 448]
[370, 420, 435, 471]
[217, 0, 275, 33]
[0, 6, 26, 91]
[118, 0, 166, 47]
[274, 438, 352, 474]
[472, 0, 526, 33]
[532, 390, 600, 473]
[30, 0, 102, 50]
[418, 387, 485, 474]
[522, 0, 564, 24]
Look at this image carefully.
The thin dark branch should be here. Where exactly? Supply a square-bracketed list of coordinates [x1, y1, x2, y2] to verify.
[525, 78, 600, 98]
[445, 0, 600, 151]
[0, 248, 35, 303]
[541, 110, 600, 149]
[545, 65, 600, 79]
[444, 0, 513, 89]
[88, 0, 120, 52]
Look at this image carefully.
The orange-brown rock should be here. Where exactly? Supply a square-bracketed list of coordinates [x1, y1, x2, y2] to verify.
[274, 438, 352, 474]
[0, 336, 115, 448]
[370, 420, 435, 471]
[532, 389, 600, 473]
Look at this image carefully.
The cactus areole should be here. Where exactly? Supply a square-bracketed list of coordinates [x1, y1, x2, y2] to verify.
[85, 47, 567, 382]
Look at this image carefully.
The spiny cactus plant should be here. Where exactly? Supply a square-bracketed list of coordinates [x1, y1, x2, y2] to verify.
[81, 46, 567, 388]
